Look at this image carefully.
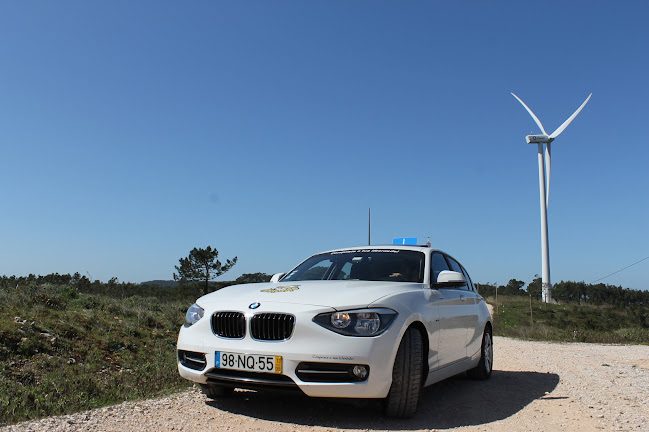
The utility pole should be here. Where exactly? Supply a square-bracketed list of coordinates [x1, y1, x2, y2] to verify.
[368, 208, 371, 246]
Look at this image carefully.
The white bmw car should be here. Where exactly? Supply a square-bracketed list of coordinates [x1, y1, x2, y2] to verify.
[177, 245, 493, 418]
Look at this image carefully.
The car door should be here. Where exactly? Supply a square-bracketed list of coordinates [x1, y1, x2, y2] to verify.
[445, 255, 480, 357]
[459, 263, 484, 357]
[431, 252, 468, 367]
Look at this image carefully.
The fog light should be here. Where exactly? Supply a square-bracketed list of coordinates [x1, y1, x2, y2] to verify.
[352, 365, 368, 379]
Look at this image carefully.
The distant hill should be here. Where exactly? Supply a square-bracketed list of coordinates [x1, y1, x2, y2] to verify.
[138, 280, 236, 290]
[139, 273, 272, 288]
[139, 280, 179, 287]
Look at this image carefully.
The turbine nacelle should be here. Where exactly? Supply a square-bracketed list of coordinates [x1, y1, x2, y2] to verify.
[526, 134, 552, 144]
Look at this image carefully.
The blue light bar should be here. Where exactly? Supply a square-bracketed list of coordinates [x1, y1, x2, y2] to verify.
[393, 237, 417, 245]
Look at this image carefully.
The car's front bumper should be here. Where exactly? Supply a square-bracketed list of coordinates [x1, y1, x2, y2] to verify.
[176, 304, 404, 399]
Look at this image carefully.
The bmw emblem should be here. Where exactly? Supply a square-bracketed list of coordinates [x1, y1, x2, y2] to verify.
[249, 302, 261, 309]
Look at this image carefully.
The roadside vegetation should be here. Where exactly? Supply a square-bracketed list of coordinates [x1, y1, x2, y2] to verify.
[0, 273, 647, 426]
[0, 275, 196, 426]
[487, 295, 649, 344]
[479, 278, 649, 344]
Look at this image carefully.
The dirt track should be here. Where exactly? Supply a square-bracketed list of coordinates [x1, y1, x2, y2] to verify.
[3, 337, 649, 432]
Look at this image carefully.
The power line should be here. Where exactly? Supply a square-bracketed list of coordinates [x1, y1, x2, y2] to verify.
[590, 255, 649, 284]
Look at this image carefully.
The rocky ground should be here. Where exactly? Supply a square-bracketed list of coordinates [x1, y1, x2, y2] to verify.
[3, 337, 648, 432]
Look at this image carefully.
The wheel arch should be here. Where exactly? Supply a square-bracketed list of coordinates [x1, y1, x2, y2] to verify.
[484, 320, 493, 335]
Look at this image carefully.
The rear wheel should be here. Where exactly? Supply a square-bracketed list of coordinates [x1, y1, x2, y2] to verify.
[467, 327, 493, 380]
[200, 384, 234, 399]
[384, 327, 423, 418]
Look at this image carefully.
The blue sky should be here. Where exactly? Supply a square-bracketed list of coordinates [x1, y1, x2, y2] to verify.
[1, 1, 647, 290]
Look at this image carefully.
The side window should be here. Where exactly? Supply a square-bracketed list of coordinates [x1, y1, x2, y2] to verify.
[430, 252, 450, 284]
[460, 265, 475, 292]
[446, 256, 469, 291]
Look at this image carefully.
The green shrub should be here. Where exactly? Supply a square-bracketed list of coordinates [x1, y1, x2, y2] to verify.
[0, 282, 192, 425]
[489, 296, 649, 344]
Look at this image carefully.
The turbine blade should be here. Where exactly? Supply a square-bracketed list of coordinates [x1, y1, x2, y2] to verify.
[512, 93, 548, 135]
[549, 93, 592, 139]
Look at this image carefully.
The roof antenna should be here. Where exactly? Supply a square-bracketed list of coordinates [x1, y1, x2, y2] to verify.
[426, 237, 431, 247]
[368, 207, 371, 246]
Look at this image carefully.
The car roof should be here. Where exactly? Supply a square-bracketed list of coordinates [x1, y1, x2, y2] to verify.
[321, 245, 465, 264]
[325, 245, 437, 254]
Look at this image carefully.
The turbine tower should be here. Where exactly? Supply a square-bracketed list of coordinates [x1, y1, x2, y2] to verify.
[512, 92, 592, 303]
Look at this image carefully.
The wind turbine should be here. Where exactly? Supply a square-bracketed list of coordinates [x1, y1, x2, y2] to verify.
[512, 92, 592, 303]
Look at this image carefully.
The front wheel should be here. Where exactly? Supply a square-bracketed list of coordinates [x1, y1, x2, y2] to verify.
[384, 327, 423, 418]
[467, 327, 493, 380]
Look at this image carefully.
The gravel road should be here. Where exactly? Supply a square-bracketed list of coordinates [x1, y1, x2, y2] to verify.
[3, 337, 648, 432]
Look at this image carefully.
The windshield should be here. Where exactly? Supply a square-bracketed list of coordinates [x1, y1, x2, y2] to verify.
[282, 249, 425, 283]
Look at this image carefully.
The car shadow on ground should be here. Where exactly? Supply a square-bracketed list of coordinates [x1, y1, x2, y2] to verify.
[205, 370, 560, 430]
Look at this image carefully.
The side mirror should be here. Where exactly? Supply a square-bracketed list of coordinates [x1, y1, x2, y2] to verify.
[270, 273, 285, 283]
[434, 270, 466, 288]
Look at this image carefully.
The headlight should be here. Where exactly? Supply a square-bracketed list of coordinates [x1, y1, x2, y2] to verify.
[313, 308, 397, 337]
[184, 303, 204, 327]
[331, 312, 352, 329]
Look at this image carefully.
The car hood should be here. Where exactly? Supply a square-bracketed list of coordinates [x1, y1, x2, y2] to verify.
[196, 280, 424, 310]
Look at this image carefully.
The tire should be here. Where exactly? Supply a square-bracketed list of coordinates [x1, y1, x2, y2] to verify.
[384, 327, 423, 418]
[467, 327, 493, 380]
[200, 383, 234, 399]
